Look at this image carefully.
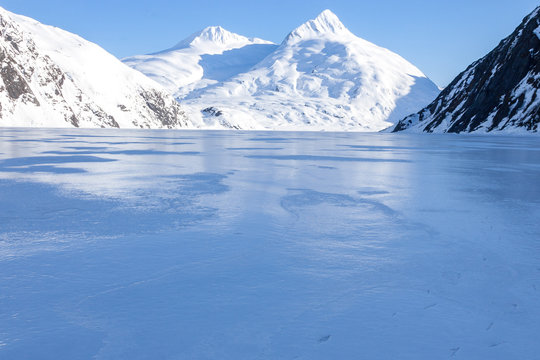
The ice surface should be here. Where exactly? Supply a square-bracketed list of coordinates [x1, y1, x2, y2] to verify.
[0, 128, 539, 359]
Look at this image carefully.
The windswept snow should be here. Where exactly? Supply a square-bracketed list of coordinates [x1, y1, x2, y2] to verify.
[125, 10, 440, 131]
[172, 26, 272, 52]
[123, 27, 277, 98]
[284, 9, 353, 42]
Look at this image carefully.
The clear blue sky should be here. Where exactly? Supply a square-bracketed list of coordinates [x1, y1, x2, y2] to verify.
[1, 0, 538, 87]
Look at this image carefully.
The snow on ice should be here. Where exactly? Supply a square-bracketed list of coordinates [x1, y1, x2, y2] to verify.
[0, 128, 539, 359]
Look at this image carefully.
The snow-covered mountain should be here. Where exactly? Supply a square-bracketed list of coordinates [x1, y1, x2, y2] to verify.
[0, 7, 191, 128]
[123, 27, 277, 99]
[392, 7, 540, 134]
[126, 10, 440, 131]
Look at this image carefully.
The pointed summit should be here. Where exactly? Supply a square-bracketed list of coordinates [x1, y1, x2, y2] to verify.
[172, 26, 271, 51]
[285, 10, 352, 43]
[174, 26, 247, 49]
[313, 10, 347, 32]
[191, 26, 232, 42]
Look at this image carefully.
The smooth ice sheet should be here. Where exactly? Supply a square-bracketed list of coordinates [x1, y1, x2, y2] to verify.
[0, 128, 539, 359]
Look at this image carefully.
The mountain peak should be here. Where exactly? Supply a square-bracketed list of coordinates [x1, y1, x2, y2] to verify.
[173, 26, 245, 49]
[171, 26, 272, 52]
[285, 9, 351, 43]
[193, 26, 234, 42]
[315, 9, 342, 26]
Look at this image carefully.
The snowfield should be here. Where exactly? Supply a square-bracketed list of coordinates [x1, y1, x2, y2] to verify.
[125, 10, 440, 131]
[123, 26, 277, 98]
[1, 128, 539, 359]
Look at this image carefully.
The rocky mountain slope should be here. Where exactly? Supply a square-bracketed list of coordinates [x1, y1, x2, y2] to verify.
[0, 6, 191, 128]
[392, 7, 540, 134]
[126, 10, 440, 131]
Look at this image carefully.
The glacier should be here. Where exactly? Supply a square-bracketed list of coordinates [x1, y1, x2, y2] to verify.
[1, 128, 539, 359]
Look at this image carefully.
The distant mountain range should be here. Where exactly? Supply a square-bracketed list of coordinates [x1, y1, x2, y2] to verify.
[1, 5, 538, 133]
[124, 10, 440, 131]
[392, 6, 540, 133]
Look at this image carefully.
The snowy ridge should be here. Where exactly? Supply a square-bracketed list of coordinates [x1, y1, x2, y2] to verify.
[126, 10, 439, 131]
[179, 10, 440, 131]
[393, 6, 540, 134]
[0, 6, 191, 128]
[284, 9, 353, 43]
[172, 26, 271, 52]
[123, 27, 277, 99]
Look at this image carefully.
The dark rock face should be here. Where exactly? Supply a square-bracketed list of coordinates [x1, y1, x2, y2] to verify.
[0, 17, 40, 107]
[141, 90, 190, 128]
[1, 52, 34, 101]
[202, 107, 224, 117]
[393, 7, 540, 133]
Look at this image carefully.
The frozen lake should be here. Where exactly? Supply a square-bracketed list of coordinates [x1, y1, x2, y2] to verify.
[0, 128, 539, 359]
